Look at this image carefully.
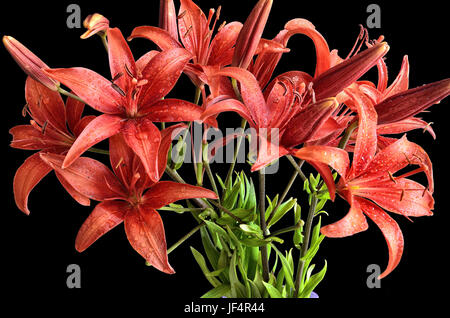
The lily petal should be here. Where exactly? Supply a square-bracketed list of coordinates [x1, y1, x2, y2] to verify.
[357, 135, 434, 192]
[63, 114, 124, 168]
[65, 95, 85, 134]
[122, 118, 161, 182]
[55, 171, 90, 206]
[383, 55, 409, 99]
[321, 195, 368, 237]
[40, 153, 126, 201]
[208, 22, 243, 66]
[159, 0, 178, 41]
[346, 88, 378, 177]
[128, 26, 182, 51]
[359, 198, 404, 279]
[284, 18, 330, 77]
[44, 67, 124, 114]
[144, 99, 218, 127]
[25, 77, 67, 134]
[144, 181, 217, 209]
[291, 146, 350, 178]
[76, 200, 129, 252]
[201, 98, 255, 127]
[107, 28, 137, 93]
[124, 206, 174, 274]
[13, 152, 52, 215]
[139, 48, 192, 108]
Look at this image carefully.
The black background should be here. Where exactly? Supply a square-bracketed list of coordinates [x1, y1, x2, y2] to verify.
[1, 0, 448, 314]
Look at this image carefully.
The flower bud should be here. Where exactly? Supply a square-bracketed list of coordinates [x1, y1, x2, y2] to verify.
[80, 13, 110, 39]
[232, 0, 273, 69]
[3, 36, 59, 91]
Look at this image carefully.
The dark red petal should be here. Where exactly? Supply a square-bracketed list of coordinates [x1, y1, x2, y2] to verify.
[76, 200, 129, 252]
[44, 67, 124, 114]
[63, 114, 124, 169]
[159, 0, 178, 40]
[144, 181, 217, 209]
[359, 198, 404, 279]
[13, 152, 52, 215]
[124, 206, 175, 274]
[313, 42, 389, 101]
[376, 78, 450, 125]
[232, 0, 273, 69]
[122, 118, 161, 182]
[40, 153, 126, 201]
[281, 98, 339, 147]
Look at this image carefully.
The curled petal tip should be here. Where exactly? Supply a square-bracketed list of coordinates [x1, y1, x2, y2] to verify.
[80, 13, 110, 39]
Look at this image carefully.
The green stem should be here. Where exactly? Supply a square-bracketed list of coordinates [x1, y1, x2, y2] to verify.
[223, 118, 247, 197]
[286, 155, 308, 183]
[167, 223, 205, 254]
[204, 157, 220, 204]
[267, 159, 305, 225]
[209, 200, 243, 224]
[57, 87, 85, 103]
[294, 193, 318, 297]
[87, 147, 110, 155]
[259, 168, 270, 282]
[165, 166, 212, 210]
[269, 222, 303, 238]
[338, 121, 358, 150]
[100, 33, 108, 52]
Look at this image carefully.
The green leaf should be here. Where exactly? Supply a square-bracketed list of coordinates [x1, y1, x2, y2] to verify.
[229, 252, 247, 298]
[271, 245, 295, 291]
[299, 261, 327, 298]
[216, 173, 226, 191]
[190, 246, 221, 288]
[216, 208, 256, 226]
[267, 198, 297, 227]
[201, 284, 231, 298]
[200, 226, 220, 271]
[262, 282, 283, 298]
[302, 234, 325, 263]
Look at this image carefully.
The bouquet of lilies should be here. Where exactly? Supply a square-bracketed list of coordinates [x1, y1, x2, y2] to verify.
[4, 0, 449, 298]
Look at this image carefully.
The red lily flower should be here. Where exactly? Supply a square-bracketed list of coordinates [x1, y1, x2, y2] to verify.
[44, 27, 214, 182]
[128, 0, 287, 90]
[10, 77, 94, 214]
[40, 125, 218, 274]
[340, 55, 450, 149]
[201, 41, 388, 173]
[80, 13, 110, 39]
[292, 88, 434, 278]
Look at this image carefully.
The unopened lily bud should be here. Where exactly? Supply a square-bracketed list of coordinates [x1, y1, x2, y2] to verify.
[80, 13, 110, 39]
[376, 78, 450, 125]
[159, 0, 178, 41]
[313, 42, 390, 101]
[232, 0, 273, 69]
[3, 36, 59, 91]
